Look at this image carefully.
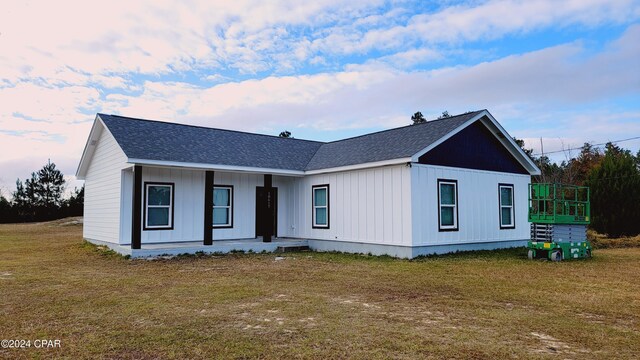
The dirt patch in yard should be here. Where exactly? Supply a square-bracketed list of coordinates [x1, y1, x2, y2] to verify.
[1, 220, 639, 359]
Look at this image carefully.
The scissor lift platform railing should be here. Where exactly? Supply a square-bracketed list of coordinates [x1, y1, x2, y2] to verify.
[528, 183, 591, 261]
[528, 183, 590, 225]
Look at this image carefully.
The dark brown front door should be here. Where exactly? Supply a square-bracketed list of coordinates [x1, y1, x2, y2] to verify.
[255, 187, 277, 241]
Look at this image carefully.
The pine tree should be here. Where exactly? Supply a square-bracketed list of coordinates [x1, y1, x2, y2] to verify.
[437, 111, 451, 119]
[12, 160, 66, 221]
[0, 192, 12, 223]
[587, 143, 640, 237]
[513, 137, 535, 160]
[35, 160, 65, 210]
[65, 185, 84, 217]
[411, 111, 426, 125]
[12, 179, 34, 221]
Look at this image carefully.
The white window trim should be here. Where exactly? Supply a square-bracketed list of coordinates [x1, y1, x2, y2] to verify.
[499, 184, 515, 228]
[212, 185, 233, 228]
[144, 183, 174, 230]
[312, 185, 329, 228]
[438, 180, 458, 231]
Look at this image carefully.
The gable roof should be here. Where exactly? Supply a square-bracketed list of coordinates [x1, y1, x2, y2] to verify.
[77, 110, 540, 178]
[305, 111, 482, 171]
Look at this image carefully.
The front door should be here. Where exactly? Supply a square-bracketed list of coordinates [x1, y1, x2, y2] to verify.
[255, 187, 277, 241]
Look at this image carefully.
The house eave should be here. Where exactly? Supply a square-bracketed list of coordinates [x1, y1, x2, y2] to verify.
[76, 114, 129, 180]
[127, 157, 413, 177]
[127, 159, 306, 176]
[304, 158, 412, 175]
[75, 115, 104, 180]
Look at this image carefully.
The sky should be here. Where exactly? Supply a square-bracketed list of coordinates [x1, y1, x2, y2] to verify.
[1, 0, 639, 198]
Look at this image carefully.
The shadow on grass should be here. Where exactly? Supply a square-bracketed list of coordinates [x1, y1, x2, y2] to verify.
[413, 246, 528, 261]
[80, 240, 130, 260]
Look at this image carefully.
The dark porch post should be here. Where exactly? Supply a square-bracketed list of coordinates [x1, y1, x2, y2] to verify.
[204, 171, 214, 245]
[263, 174, 273, 243]
[131, 165, 142, 249]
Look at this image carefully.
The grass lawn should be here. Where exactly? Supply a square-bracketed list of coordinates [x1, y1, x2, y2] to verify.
[1, 220, 639, 359]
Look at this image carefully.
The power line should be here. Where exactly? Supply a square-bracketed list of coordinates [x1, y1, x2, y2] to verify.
[532, 136, 640, 156]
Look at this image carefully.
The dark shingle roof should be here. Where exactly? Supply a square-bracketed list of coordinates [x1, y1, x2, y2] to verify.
[99, 110, 484, 172]
[99, 114, 323, 171]
[305, 111, 482, 170]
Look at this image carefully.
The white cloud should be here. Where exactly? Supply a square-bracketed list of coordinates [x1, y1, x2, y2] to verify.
[3, 0, 637, 88]
[0, 1, 639, 195]
[86, 24, 639, 137]
[399, 0, 639, 44]
[310, 0, 640, 55]
[354, 48, 443, 70]
[0, 0, 389, 84]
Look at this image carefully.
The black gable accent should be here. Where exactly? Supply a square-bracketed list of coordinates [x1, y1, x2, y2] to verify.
[418, 120, 529, 174]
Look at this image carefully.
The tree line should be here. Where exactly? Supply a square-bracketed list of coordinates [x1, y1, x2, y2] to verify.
[515, 139, 640, 238]
[0, 160, 83, 223]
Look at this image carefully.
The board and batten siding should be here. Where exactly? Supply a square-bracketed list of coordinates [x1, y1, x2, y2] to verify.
[211, 171, 263, 240]
[83, 126, 128, 244]
[120, 168, 274, 244]
[136, 167, 205, 244]
[279, 164, 413, 246]
[411, 164, 530, 246]
[119, 167, 205, 244]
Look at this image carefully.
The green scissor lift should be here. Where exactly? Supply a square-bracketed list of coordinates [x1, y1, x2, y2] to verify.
[527, 183, 592, 261]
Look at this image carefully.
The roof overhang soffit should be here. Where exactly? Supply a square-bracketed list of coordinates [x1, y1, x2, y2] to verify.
[75, 115, 104, 179]
[126, 159, 306, 177]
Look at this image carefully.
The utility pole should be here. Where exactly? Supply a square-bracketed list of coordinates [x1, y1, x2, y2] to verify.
[539, 137, 545, 183]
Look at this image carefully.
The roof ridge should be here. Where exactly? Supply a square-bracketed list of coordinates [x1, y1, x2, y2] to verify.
[98, 110, 483, 147]
[98, 113, 326, 145]
[320, 110, 484, 145]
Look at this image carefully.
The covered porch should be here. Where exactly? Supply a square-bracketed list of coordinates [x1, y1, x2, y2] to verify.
[123, 163, 301, 251]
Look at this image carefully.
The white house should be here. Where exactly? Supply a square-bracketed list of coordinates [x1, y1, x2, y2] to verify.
[76, 110, 540, 258]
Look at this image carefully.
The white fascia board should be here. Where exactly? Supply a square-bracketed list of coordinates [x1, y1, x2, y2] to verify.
[77, 115, 129, 180]
[480, 112, 541, 175]
[75, 115, 103, 180]
[304, 157, 412, 175]
[129, 157, 412, 177]
[127, 159, 306, 176]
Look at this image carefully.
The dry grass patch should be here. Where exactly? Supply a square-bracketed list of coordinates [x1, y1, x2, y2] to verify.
[588, 229, 640, 249]
[1, 220, 639, 359]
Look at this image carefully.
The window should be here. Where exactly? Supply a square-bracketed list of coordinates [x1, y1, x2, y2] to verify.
[312, 184, 329, 229]
[213, 185, 233, 228]
[499, 184, 515, 229]
[144, 183, 174, 230]
[438, 179, 458, 231]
